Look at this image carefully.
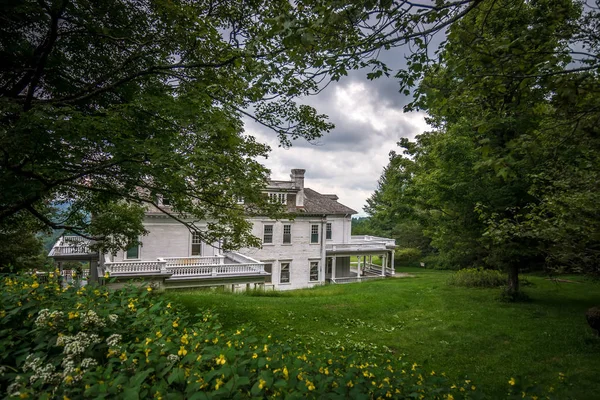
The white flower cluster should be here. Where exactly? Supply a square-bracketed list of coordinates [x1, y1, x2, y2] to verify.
[7, 376, 23, 396]
[23, 355, 59, 385]
[80, 358, 97, 370]
[62, 359, 75, 375]
[57, 332, 101, 356]
[108, 314, 118, 323]
[106, 333, 122, 347]
[34, 309, 64, 327]
[167, 354, 179, 363]
[81, 310, 106, 328]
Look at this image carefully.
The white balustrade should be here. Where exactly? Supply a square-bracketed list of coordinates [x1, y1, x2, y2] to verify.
[163, 256, 225, 267]
[168, 263, 264, 277]
[105, 260, 165, 274]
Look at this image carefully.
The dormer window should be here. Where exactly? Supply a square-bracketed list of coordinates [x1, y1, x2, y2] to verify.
[268, 193, 287, 204]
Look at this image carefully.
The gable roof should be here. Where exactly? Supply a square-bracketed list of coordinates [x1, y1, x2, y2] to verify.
[298, 188, 357, 215]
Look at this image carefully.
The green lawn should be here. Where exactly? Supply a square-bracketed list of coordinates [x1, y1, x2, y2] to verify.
[168, 269, 600, 399]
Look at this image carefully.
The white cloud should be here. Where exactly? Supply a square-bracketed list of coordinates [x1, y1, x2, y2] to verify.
[246, 81, 429, 216]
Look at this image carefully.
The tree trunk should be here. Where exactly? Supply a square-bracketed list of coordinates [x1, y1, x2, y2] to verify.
[507, 265, 519, 293]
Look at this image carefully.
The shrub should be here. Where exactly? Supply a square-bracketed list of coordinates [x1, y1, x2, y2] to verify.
[585, 306, 600, 336]
[394, 248, 422, 264]
[447, 267, 507, 288]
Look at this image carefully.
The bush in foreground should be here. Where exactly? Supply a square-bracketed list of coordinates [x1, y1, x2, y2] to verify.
[0, 272, 563, 399]
[447, 268, 507, 288]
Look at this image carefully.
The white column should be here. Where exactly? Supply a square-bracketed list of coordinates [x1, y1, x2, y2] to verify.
[381, 254, 386, 276]
[332, 256, 336, 280]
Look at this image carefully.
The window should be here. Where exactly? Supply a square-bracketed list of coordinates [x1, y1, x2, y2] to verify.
[263, 225, 273, 244]
[280, 262, 290, 283]
[125, 244, 139, 259]
[161, 197, 171, 206]
[191, 232, 202, 256]
[310, 224, 319, 243]
[283, 224, 291, 244]
[268, 193, 287, 204]
[309, 261, 319, 282]
[326, 223, 332, 240]
[264, 263, 272, 283]
[326, 258, 332, 274]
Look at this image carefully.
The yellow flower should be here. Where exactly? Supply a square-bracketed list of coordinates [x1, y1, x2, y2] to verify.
[471, 385, 476, 391]
[509, 377, 516, 386]
[196, 355, 202, 362]
[306, 380, 315, 391]
[104, 272, 110, 279]
[172, 320, 179, 328]
[448, 395, 454, 400]
[215, 378, 224, 390]
[258, 378, 267, 390]
[212, 337, 218, 344]
[283, 366, 289, 380]
[346, 380, 354, 388]
[215, 354, 226, 365]
[178, 346, 187, 357]
[64, 396, 70, 400]
[263, 344, 268, 352]
[252, 353, 258, 359]
[167, 303, 171, 308]
[120, 352, 127, 362]
[180, 334, 189, 345]
[65, 375, 74, 384]
[146, 337, 153, 345]
[156, 331, 162, 338]
[31, 282, 39, 289]
[147, 287, 152, 292]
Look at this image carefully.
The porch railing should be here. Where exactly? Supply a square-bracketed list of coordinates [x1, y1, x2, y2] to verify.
[163, 256, 225, 266]
[49, 236, 94, 256]
[103, 253, 266, 278]
[105, 260, 166, 275]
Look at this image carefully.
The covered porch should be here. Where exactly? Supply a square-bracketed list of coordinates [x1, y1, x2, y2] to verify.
[49, 235, 270, 289]
[325, 235, 396, 284]
[102, 252, 269, 290]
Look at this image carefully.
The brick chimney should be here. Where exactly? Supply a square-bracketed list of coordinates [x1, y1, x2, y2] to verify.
[290, 169, 305, 207]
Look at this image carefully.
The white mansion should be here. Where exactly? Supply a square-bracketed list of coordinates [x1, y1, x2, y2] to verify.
[49, 169, 396, 290]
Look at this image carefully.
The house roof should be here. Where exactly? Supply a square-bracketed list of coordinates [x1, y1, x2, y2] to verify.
[298, 188, 357, 215]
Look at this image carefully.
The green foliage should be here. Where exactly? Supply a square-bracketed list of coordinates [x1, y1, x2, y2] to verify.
[0, 212, 49, 273]
[395, 248, 422, 264]
[0, 273, 500, 399]
[447, 268, 507, 288]
[366, 0, 600, 290]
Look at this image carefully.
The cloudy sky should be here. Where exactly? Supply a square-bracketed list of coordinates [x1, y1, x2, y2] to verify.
[244, 70, 430, 217]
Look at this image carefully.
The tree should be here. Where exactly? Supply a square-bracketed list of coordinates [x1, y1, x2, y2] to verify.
[0, 0, 499, 253]
[367, 0, 600, 294]
[0, 0, 349, 253]
[3, 0, 597, 258]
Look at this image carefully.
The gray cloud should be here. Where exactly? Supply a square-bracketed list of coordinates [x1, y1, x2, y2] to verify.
[245, 49, 430, 215]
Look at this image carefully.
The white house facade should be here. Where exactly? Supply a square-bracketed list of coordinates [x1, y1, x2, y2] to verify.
[49, 169, 396, 290]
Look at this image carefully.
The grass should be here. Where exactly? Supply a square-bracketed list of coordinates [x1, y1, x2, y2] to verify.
[168, 269, 600, 399]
